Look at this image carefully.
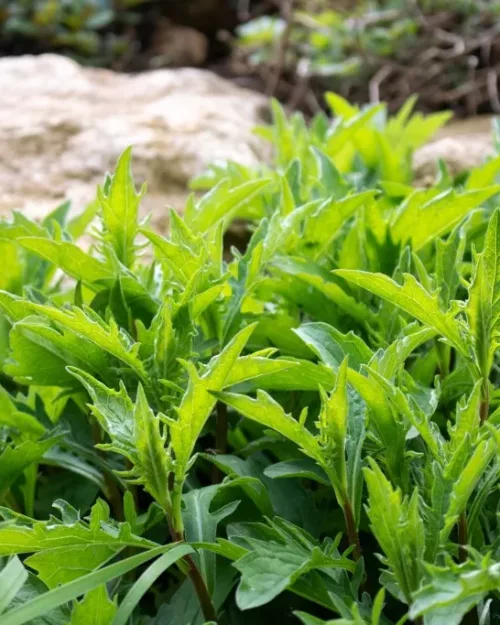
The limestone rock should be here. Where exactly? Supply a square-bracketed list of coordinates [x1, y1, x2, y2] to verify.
[413, 116, 494, 185]
[0, 54, 268, 231]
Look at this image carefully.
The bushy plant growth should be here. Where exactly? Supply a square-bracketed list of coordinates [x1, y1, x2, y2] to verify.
[1, 95, 500, 624]
[236, 0, 500, 115]
[0, 0, 148, 64]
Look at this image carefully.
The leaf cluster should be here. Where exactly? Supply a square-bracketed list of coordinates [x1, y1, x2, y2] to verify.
[1, 94, 500, 625]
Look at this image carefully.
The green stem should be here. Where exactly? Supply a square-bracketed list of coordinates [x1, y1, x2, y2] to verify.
[480, 380, 489, 423]
[23, 463, 37, 517]
[436, 340, 450, 379]
[212, 401, 228, 484]
[92, 420, 124, 520]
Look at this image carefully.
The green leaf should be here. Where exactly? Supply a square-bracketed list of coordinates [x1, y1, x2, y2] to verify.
[141, 228, 204, 288]
[232, 358, 335, 392]
[187, 179, 270, 232]
[264, 459, 330, 486]
[0, 385, 46, 437]
[223, 354, 300, 387]
[213, 389, 321, 463]
[410, 558, 500, 625]
[0, 500, 156, 587]
[391, 186, 500, 251]
[336, 270, 467, 357]
[294, 322, 373, 372]
[234, 522, 355, 610]
[466, 208, 500, 380]
[0, 434, 61, 501]
[2, 544, 190, 625]
[435, 219, 468, 307]
[317, 357, 349, 501]
[440, 439, 495, 543]
[97, 147, 145, 268]
[27, 303, 146, 381]
[67, 372, 171, 512]
[0, 557, 28, 615]
[17, 239, 113, 288]
[70, 586, 116, 625]
[302, 191, 376, 258]
[168, 325, 257, 498]
[273, 257, 377, 326]
[4, 317, 108, 386]
[370, 326, 437, 380]
[182, 485, 239, 595]
[364, 458, 425, 603]
[112, 544, 193, 625]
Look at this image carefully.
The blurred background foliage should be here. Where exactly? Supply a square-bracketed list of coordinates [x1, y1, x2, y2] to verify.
[0, 0, 150, 65]
[2, 0, 500, 117]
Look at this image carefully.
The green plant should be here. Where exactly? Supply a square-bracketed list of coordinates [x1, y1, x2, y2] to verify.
[1, 94, 500, 624]
[235, 1, 500, 116]
[0, 0, 149, 64]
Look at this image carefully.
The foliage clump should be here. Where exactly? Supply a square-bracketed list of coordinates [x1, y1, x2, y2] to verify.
[1, 95, 500, 624]
[0, 0, 149, 65]
[235, 0, 500, 116]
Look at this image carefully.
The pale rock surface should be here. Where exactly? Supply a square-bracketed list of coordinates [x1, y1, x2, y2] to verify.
[0, 54, 268, 231]
[413, 116, 495, 185]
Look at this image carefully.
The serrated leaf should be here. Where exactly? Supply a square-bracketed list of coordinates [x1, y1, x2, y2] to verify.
[168, 325, 257, 525]
[440, 439, 495, 543]
[17, 239, 113, 288]
[0, 434, 61, 500]
[182, 485, 239, 596]
[364, 458, 425, 603]
[466, 208, 500, 382]
[234, 526, 355, 610]
[410, 559, 500, 625]
[67, 372, 171, 511]
[2, 543, 189, 625]
[187, 178, 270, 232]
[391, 186, 500, 251]
[97, 147, 145, 268]
[336, 270, 467, 356]
[69, 586, 116, 625]
[0, 500, 156, 588]
[274, 257, 376, 326]
[317, 357, 349, 501]
[4, 317, 108, 386]
[27, 304, 146, 380]
[213, 389, 321, 463]
[294, 322, 373, 372]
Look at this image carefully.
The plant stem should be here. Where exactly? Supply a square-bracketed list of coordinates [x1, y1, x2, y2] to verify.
[343, 500, 362, 561]
[456, 520, 480, 623]
[480, 380, 489, 422]
[458, 512, 468, 564]
[436, 341, 450, 379]
[167, 520, 218, 623]
[212, 401, 228, 484]
[92, 420, 124, 520]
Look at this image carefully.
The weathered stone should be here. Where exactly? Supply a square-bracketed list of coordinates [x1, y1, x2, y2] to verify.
[0, 54, 268, 230]
[149, 18, 209, 67]
[413, 116, 494, 185]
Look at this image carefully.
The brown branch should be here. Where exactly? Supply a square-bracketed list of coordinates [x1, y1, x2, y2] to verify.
[266, 0, 295, 97]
